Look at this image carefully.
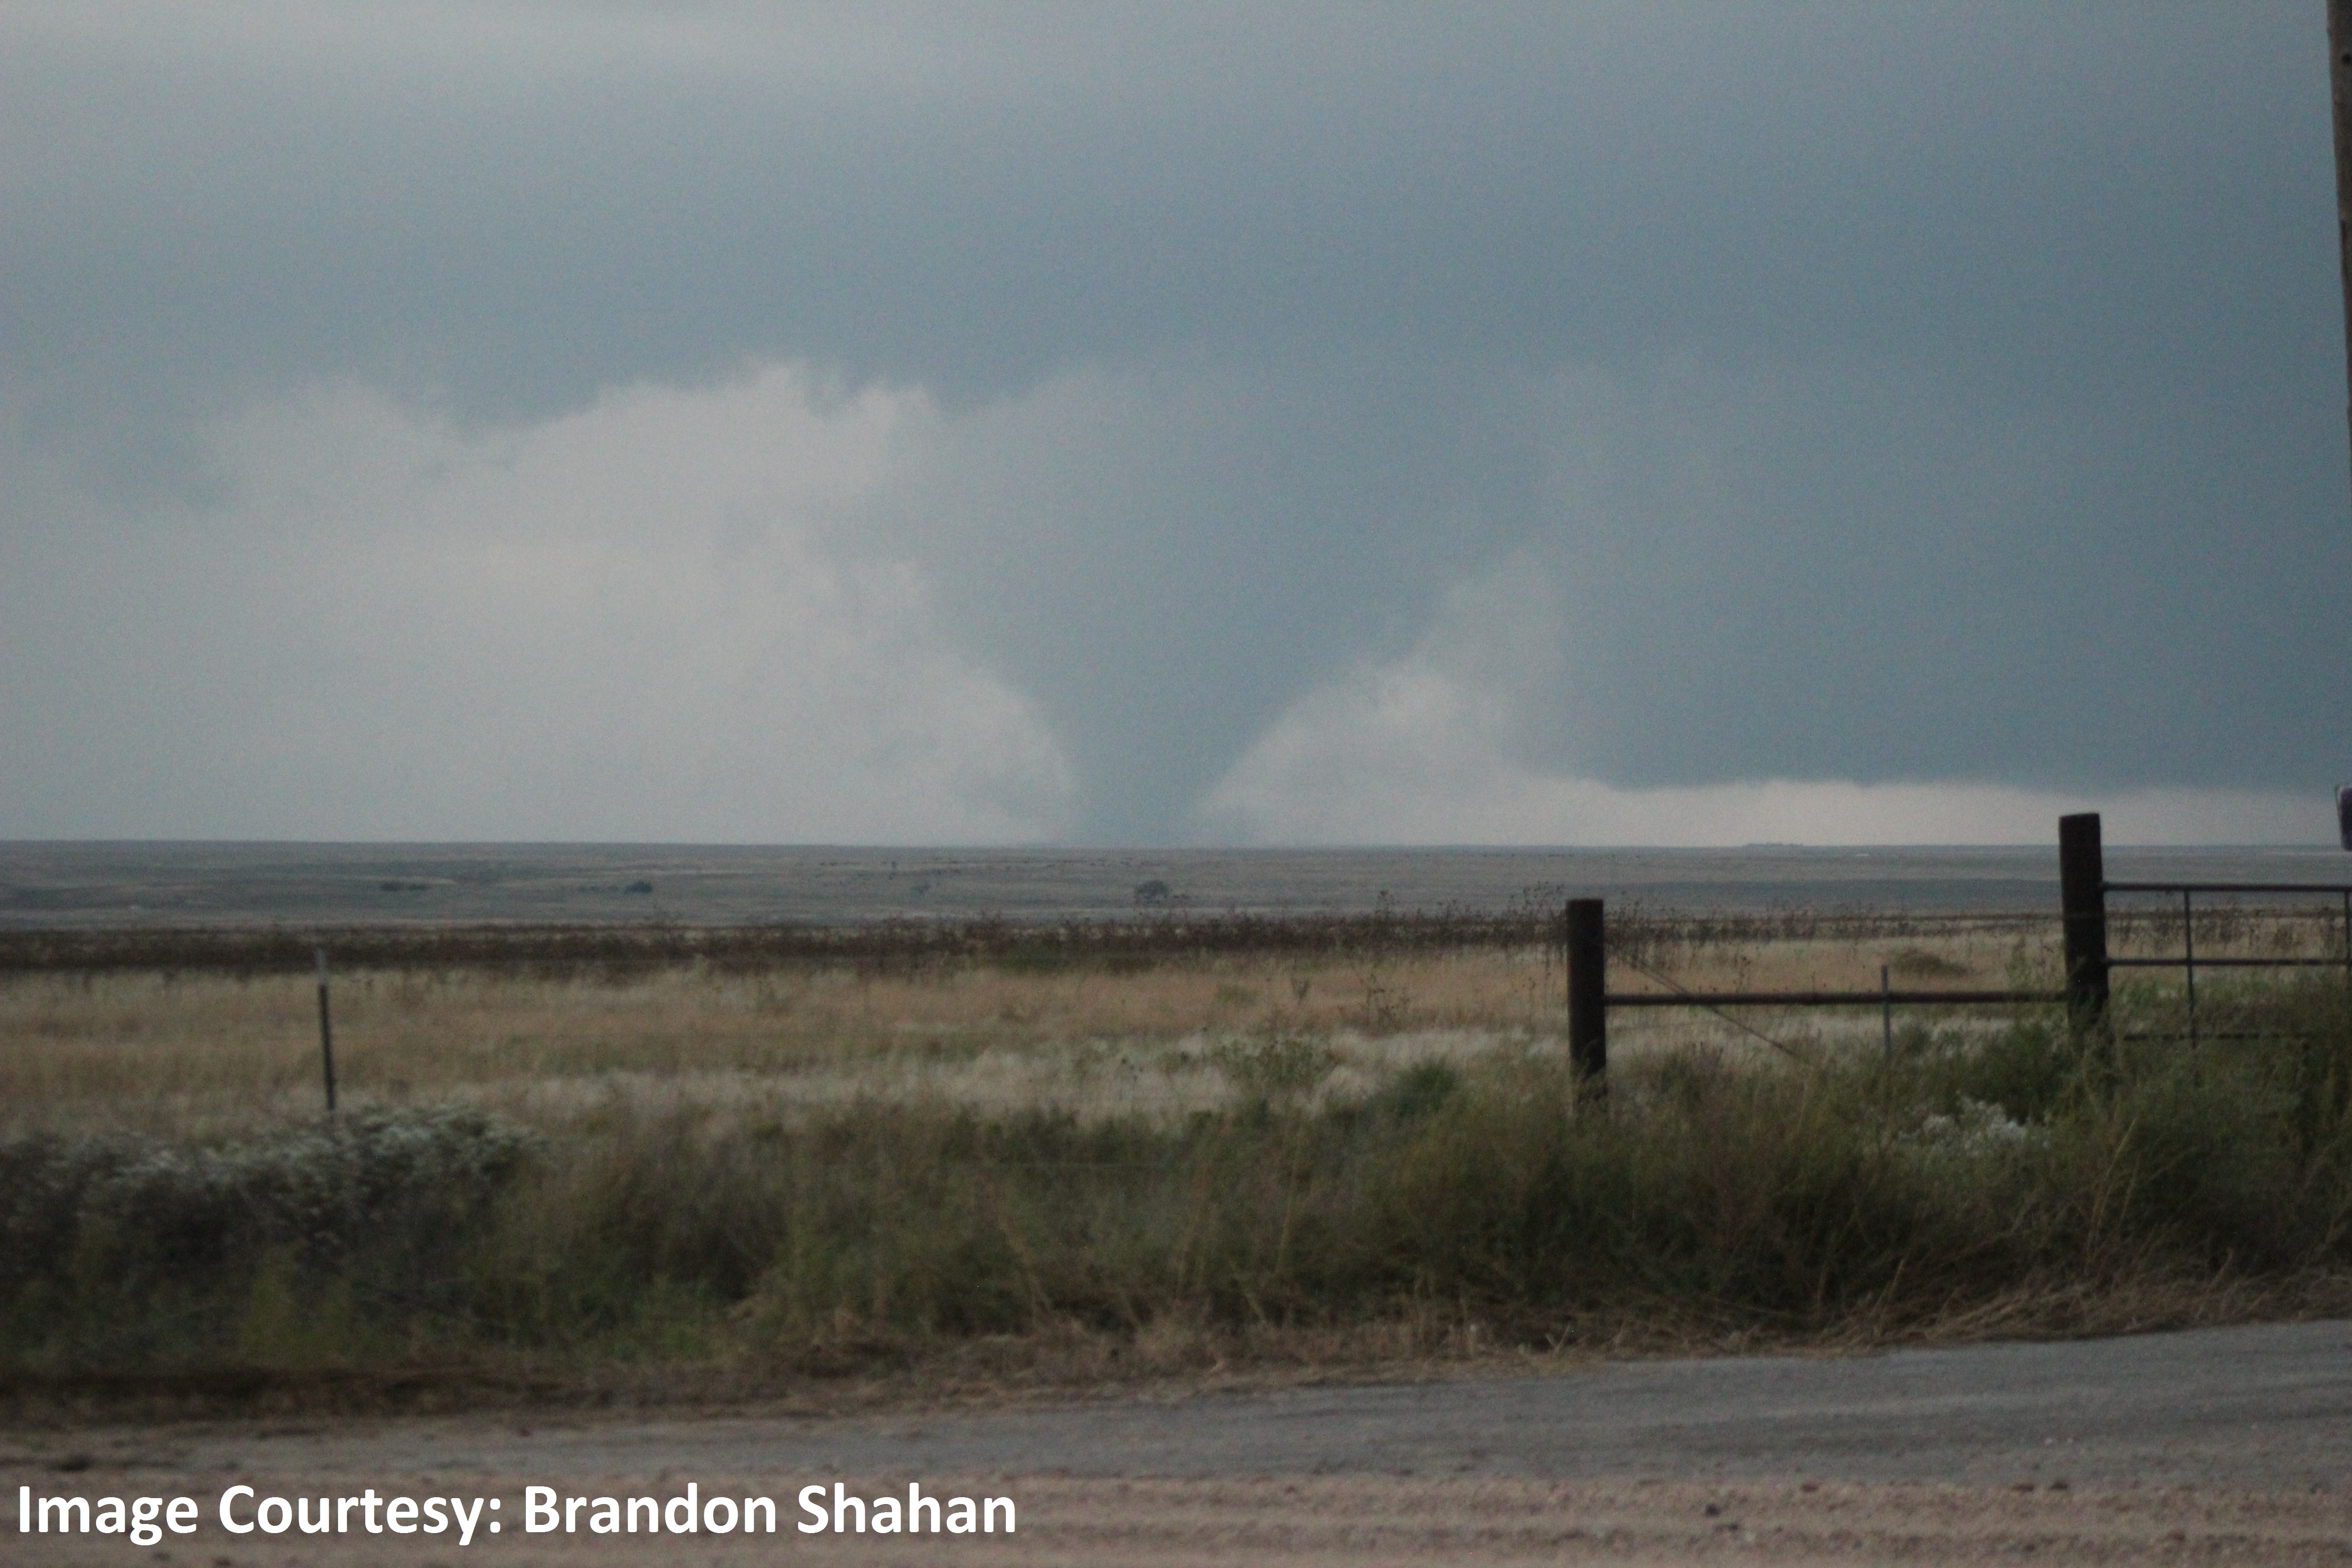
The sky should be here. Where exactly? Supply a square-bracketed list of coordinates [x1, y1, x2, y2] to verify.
[2, 1, 2347, 847]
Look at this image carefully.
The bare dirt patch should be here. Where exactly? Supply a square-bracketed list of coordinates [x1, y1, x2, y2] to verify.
[10, 1320, 2352, 1564]
[4, 1468, 2347, 1566]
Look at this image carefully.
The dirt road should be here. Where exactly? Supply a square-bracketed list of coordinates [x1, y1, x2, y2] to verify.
[9, 1319, 2352, 1564]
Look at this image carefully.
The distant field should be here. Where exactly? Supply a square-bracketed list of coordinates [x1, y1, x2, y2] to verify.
[4, 906, 2349, 1411]
[5, 838, 2342, 927]
[3, 908, 2059, 1136]
[10, 904, 2343, 1136]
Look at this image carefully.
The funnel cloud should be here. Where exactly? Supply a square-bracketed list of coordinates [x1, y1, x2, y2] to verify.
[1, 4, 2344, 844]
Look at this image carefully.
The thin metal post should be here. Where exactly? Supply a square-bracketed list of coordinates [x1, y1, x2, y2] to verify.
[2059, 813, 2111, 1040]
[315, 946, 338, 1116]
[1881, 964, 1893, 1059]
[2328, 0, 2352, 490]
[1565, 898, 1606, 1095]
[2182, 888, 2198, 1049]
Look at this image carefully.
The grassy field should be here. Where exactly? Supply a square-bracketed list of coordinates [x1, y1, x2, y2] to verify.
[0, 910, 2069, 1131]
[4, 906, 2349, 1410]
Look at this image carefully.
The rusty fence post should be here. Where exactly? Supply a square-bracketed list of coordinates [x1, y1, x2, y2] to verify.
[1566, 897, 1607, 1096]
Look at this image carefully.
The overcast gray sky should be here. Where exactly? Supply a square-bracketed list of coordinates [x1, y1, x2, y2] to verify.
[2, 2, 2346, 845]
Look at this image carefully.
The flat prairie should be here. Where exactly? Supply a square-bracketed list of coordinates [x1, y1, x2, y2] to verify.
[1, 914, 2078, 1137]
[5, 904, 2349, 1417]
[9, 904, 2338, 1139]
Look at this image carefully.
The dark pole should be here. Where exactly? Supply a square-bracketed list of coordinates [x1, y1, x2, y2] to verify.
[1881, 963, 1893, 1059]
[2329, 0, 2352, 490]
[2330, 7, 2352, 854]
[315, 946, 338, 1116]
[2058, 813, 2110, 1039]
[1565, 898, 1607, 1095]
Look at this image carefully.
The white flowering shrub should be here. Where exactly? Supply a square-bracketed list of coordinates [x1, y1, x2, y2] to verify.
[1900, 1098, 2050, 1166]
[0, 1108, 536, 1345]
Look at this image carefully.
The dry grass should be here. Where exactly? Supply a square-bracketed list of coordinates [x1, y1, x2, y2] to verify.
[1, 951, 1568, 1140]
[8, 906, 2352, 1411]
[9, 906, 2343, 1141]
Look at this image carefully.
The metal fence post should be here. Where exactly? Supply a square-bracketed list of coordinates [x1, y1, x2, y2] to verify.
[315, 946, 338, 1116]
[2182, 887, 2198, 1049]
[2059, 813, 2110, 1043]
[1566, 898, 1607, 1096]
[1881, 964, 1893, 1059]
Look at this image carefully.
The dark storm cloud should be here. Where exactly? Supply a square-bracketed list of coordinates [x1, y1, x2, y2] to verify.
[7, 6, 2319, 414]
[0, 2, 2343, 842]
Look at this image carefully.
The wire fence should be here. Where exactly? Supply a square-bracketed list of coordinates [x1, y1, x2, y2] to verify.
[1566, 813, 2352, 1089]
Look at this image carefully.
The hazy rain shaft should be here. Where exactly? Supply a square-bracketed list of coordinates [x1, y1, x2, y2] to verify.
[1, 2, 2345, 844]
